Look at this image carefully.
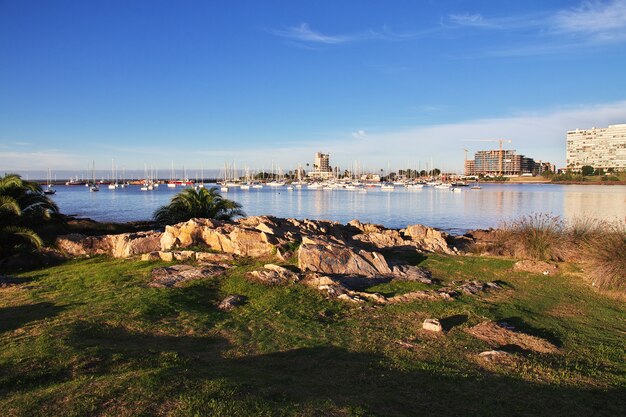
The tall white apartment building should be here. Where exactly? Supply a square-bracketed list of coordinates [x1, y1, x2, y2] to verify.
[308, 152, 333, 178]
[566, 124, 626, 170]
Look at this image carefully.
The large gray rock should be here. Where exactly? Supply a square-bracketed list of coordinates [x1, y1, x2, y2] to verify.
[297, 240, 392, 276]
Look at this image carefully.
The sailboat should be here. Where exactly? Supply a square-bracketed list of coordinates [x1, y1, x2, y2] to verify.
[167, 161, 176, 187]
[108, 159, 118, 189]
[90, 161, 100, 192]
[43, 168, 56, 194]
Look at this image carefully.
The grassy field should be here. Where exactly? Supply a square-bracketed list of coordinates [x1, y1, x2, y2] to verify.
[1, 254, 625, 416]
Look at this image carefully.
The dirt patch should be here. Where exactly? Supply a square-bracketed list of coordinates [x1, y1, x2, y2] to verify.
[465, 321, 560, 354]
[513, 260, 558, 275]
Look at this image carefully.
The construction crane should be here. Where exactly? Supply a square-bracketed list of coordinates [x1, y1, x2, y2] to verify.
[463, 139, 512, 176]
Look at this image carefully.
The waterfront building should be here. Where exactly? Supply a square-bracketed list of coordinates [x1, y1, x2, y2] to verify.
[464, 160, 476, 176]
[566, 124, 626, 171]
[468, 149, 536, 176]
[308, 152, 334, 179]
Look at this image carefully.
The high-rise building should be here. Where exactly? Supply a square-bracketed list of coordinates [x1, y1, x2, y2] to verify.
[309, 152, 333, 178]
[468, 149, 536, 176]
[566, 124, 626, 171]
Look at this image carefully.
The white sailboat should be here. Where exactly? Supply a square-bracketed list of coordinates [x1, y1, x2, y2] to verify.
[167, 161, 176, 187]
[43, 168, 56, 194]
[90, 161, 100, 192]
[108, 159, 118, 189]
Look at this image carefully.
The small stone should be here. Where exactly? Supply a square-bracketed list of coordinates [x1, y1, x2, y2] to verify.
[173, 250, 195, 261]
[422, 318, 443, 332]
[218, 294, 247, 311]
[141, 252, 161, 261]
[478, 350, 510, 360]
[159, 251, 174, 262]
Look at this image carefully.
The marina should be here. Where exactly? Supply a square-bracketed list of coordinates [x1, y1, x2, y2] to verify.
[46, 182, 626, 233]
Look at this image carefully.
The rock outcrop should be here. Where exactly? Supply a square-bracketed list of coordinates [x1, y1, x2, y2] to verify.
[298, 238, 392, 276]
[56, 231, 162, 258]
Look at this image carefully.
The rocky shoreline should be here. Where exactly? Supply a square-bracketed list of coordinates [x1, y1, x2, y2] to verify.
[50, 216, 511, 303]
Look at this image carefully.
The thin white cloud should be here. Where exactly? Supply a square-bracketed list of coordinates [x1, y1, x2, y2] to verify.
[272, 23, 350, 44]
[446, 0, 626, 55]
[554, 0, 626, 41]
[270, 23, 425, 46]
[447, 13, 494, 28]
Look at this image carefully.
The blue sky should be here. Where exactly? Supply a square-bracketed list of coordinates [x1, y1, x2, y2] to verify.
[1, 0, 626, 175]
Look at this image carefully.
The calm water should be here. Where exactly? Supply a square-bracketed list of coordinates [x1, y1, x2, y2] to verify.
[48, 183, 626, 233]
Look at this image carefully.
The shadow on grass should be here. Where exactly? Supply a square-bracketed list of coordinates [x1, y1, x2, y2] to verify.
[501, 316, 563, 348]
[0, 302, 65, 333]
[38, 322, 622, 416]
[440, 314, 468, 331]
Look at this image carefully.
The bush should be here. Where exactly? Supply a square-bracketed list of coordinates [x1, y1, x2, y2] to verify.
[496, 214, 566, 261]
[0, 174, 58, 259]
[491, 214, 625, 291]
[580, 221, 626, 291]
[153, 187, 245, 225]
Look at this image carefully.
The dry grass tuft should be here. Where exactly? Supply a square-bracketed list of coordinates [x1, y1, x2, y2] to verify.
[580, 220, 626, 291]
[496, 214, 566, 261]
[487, 214, 625, 291]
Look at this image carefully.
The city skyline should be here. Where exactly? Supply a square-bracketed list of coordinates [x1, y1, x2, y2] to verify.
[2, 0, 626, 172]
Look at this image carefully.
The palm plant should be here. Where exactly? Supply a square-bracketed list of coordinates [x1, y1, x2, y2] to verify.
[0, 173, 59, 258]
[153, 187, 245, 225]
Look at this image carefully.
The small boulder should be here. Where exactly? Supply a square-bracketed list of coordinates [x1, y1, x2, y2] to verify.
[172, 250, 195, 261]
[422, 318, 443, 332]
[141, 252, 161, 261]
[478, 350, 510, 360]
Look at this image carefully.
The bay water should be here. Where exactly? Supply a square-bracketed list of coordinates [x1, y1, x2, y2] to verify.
[47, 183, 626, 233]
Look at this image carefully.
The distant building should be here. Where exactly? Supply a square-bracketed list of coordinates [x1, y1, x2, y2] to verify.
[308, 152, 333, 179]
[566, 124, 626, 171]
[467, 149, 536, 176]
[464, 160, 476, 176]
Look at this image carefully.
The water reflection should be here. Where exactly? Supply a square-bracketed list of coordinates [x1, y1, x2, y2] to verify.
[49, 183, 626, 232]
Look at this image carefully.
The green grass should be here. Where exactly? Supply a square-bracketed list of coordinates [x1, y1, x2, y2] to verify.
[1, 254, 625, 416]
